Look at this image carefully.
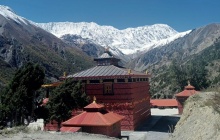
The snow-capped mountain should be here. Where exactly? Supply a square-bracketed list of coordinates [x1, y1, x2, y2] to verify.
[0, 5, 29, 25]
[36, 22, 180, 55]
[141, 30, 191, 52]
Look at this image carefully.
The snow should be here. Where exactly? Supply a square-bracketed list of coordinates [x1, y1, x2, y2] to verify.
[0, 5, 190, 57]
[36, 22, 180, 55]
[140, 30, 192, 52]
[0, 5, 29, 25]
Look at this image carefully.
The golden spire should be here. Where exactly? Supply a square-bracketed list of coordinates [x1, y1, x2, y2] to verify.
[128, 69, 131, 74]
[145, 70, 148, 74]
[63, 72, 66, 77]
[188, 80, 191, 86]
[93, 96, 96, 103]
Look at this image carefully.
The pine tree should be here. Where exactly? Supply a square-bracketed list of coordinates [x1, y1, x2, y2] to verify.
[0, 62, 45, 126]
[46, 80, 89, 131]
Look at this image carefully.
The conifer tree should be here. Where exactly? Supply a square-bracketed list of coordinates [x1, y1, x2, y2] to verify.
[0, 62, 45, 126]
[46, 80, 89, 131]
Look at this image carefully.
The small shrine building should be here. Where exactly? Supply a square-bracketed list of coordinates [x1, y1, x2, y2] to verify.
[175, 82, 198, 114]
[60, 50, 151, 130]
[61, 97, 124, 137]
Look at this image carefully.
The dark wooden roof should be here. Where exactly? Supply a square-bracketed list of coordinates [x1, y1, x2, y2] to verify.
[67, 65, 149, 79]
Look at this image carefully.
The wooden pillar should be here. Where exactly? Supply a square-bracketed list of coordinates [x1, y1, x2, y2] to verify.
[125, 78, 128, 83]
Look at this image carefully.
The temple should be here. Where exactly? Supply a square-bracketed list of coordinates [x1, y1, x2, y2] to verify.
[60, 97, 124, 137]
[175, 81, 198, 114]
[59, 49, 151, 130]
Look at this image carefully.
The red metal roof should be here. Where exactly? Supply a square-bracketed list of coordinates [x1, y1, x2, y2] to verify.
[62, 111, 124, 127]
[176, 82, 198, 97]
[150, 99, 178, 107]
[84, 102, 104, 109]
[62, 101, 124, 127]
[184, 85, 195, 90]
[60, 126, 81, 132]
[175, 89, 198, 97]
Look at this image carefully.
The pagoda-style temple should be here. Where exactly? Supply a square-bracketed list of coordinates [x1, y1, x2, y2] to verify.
[61, 50, 151, 130]
[61, 97, 124, 137]
[175, 82, 198, 114]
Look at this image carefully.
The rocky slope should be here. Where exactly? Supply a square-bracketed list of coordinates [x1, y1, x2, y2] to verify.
[170, 91, 220, 140]
[129, 23, 220, 72]
[61, 34, 129, 64]
[61, 34, 105, 58]
[128, 23, 220, 97]
[0, 6, 94, 88]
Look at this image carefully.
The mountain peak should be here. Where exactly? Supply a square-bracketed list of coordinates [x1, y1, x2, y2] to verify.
[37, 22, 179, 54]
[0, 5, 28, 25]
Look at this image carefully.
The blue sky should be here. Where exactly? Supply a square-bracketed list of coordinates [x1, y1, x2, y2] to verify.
[0, 0, 219, 32]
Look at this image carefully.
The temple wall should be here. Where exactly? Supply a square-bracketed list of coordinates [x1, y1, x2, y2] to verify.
[82, 122, 121, 137]
[176, 97, 188, 114]
[85, 81, 151, 130]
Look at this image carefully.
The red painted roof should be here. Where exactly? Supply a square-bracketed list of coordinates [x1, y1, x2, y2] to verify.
[175, 89, 198, 97]
[62, 111, 124, 126]
[60, 126, 81, 132]
[150, 99, 178, 107]
[84, 102, 104, 109]
[62, 101, 124, 127]
[185, 85, 195, 90]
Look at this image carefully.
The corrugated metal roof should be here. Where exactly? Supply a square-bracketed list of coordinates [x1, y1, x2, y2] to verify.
[67, 65, 148, 79]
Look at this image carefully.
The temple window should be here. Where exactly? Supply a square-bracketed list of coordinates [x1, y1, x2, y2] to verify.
[104, 83, 113, 95]
[128, 78, 132, 82]
[117, 79, 125, 82]
[90, 80, 100, 83]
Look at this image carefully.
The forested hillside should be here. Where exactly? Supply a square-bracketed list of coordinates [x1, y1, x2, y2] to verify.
[150, 37, 220, 98]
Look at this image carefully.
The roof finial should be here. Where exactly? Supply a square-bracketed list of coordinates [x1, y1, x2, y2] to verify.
[93, 96, 96, 103]
[145, 70, 148, 74]
[128, 69, 131, 74]
[63, 72, 66, 77]
[188, 80, 191, 86]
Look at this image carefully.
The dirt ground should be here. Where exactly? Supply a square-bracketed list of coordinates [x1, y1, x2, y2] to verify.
[0, 131, 119, 140]
[0, 108, 180, 140]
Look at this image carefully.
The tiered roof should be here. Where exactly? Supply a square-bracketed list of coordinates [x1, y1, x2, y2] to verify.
[175, 81, 198, 97]
[61, 97, 124, 127]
